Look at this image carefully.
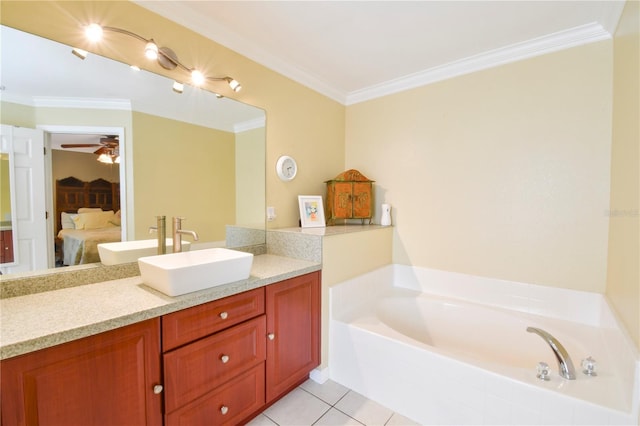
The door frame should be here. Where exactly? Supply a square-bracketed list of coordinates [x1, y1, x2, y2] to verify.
[38, 125, 128, 250]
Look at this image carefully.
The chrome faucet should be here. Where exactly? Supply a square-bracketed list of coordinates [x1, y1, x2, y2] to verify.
[148, 215, 166, 255]
[172, 216, 199, 253]
[526, 326, 576, 380]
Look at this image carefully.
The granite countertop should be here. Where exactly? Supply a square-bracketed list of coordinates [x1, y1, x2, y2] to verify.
[0, 254, 321, 360]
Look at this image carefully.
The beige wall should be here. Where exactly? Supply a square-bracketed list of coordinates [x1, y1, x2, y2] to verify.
[51, 150, 119, 183]
[346, 41, 613, 293]
[132, 111, 235, 242]
[0, 1, 346, 231]
[0, 156, 10, 221]
[606, 0, 640, 351]
[236, 127, 266, 229]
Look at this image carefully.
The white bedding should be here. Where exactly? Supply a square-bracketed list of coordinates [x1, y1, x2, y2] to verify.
[57, 227, 121, 265]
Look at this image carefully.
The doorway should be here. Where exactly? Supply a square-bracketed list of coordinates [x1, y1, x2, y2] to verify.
[39, 125, 127, 268]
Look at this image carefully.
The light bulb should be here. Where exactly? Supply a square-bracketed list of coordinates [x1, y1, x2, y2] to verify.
[71, 48, 88, 60]
[97, 153, 113, 164]
[191, 70, 205, 86]
[172, 81, 184, 94]
[227, 78, 242, 92]
[85, 23, 103, 42]
[144, 41, 158, 60]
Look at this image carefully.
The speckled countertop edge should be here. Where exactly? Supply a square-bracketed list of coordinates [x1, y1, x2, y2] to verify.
[0, 254, 320, 360]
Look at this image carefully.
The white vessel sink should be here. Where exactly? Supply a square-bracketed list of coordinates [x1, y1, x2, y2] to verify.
[98, 239, 190, 266]
[138, 248, 253, 296]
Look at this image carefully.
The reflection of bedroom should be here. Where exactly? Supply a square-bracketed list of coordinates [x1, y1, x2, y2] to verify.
[52, 142, 120, 267]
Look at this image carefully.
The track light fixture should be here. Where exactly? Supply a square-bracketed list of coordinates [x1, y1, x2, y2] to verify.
[78, 23, 242, 93]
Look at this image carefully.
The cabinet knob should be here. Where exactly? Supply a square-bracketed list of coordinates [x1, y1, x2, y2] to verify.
[267, 333, 275, 340]
[219, 311, 228, 320]
[153, 384, 163, 394]
[220, 354, 230, 364]
[220, 405, 229, 415]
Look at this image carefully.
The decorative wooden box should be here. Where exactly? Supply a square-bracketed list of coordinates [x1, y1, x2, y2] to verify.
[325, 169, 374, 225]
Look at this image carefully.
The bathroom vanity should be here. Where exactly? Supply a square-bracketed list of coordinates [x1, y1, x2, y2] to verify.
[0, 255, 321, 425]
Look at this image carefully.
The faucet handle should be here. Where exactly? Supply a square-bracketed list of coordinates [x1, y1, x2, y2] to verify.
[536, 362, 550, 381]
[581, 357, 597, 376]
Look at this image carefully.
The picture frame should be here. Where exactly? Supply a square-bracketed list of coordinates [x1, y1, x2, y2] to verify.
[298, 195, 326, 228]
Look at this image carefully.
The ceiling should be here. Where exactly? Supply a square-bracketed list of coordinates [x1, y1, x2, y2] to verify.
[136, 0, 626, 105]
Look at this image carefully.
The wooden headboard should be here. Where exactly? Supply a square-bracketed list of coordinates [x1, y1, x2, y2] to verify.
[55, 176, 120, 233]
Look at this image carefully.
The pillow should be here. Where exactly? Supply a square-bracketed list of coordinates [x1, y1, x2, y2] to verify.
[78, 207, 102, 213]
[61, 212, 78, 229]
[73, 210, 116, 230]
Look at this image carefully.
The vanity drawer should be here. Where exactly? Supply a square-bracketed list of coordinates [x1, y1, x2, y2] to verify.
[162, 287, 265, 351]
[165, 363, 265, 426]
[163, 315, 266, 413]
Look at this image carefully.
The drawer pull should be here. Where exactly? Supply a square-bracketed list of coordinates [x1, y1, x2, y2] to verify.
[220, 405, 229, 415]
[153, 384, 163, 394]
[220, 354, 230, 364]
[219, 311, 228, 319]
[267, 333, 275, 341]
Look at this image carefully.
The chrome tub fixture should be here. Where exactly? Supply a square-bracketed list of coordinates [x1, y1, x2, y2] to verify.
[526, 326, 576, 380]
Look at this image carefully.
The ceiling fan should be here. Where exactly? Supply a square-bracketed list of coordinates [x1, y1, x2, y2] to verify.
[61, 135, 120, 163]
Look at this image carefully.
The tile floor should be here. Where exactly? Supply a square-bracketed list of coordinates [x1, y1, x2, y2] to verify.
[247, 379, 420, 426]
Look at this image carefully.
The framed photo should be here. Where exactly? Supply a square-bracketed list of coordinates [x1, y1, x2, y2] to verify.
[298, 195, 326, 228]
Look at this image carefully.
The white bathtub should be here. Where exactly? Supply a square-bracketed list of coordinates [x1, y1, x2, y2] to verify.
[329, 265, 639, 425]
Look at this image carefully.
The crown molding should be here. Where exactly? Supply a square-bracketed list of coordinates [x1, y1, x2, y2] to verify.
[33, 97, 132, 110]
[234, 116, 266, 133]
[2, 94, 132, 110]
[345, 22, 611, 105]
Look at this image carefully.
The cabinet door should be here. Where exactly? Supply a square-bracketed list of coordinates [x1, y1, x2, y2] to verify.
[265, 271, 321, 402]
[332, 182, 354, 219]
[352, 182, 372, 218]
[1, 319, 162, 426]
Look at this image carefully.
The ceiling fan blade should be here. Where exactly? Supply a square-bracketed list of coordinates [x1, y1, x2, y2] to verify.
[94, 146, 109, 155]
[61, 143, 101, 148]
[100, 136, 119, 145]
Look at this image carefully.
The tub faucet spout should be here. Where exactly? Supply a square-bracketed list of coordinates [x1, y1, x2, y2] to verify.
[526, 326, 576, 380]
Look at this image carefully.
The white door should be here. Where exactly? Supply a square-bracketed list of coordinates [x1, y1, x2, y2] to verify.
[0, 125, 48, 273]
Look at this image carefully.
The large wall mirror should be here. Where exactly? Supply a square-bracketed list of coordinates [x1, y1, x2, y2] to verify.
[0, 25, 266, 277]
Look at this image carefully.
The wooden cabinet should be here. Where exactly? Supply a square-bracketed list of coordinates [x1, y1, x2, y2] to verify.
[325, 169, 374, 224]
[162, 288, 266, 425]
[0, 229, 14, 263]
[266, 271, 321, 402]
[163, 271, 321, 422]
[1, 272, 321, 426]
[0, 318, 162, 426]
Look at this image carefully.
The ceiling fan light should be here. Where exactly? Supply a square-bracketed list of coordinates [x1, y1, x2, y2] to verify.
[144, 41, 159, 60]
[172, 81, 184, 94]
[71, 48, 88, 60]
[85, 23, 103, 42]
[191, 69, 205, 86]
[114, 155, 121, 164]
[97, 153, 113, 164]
